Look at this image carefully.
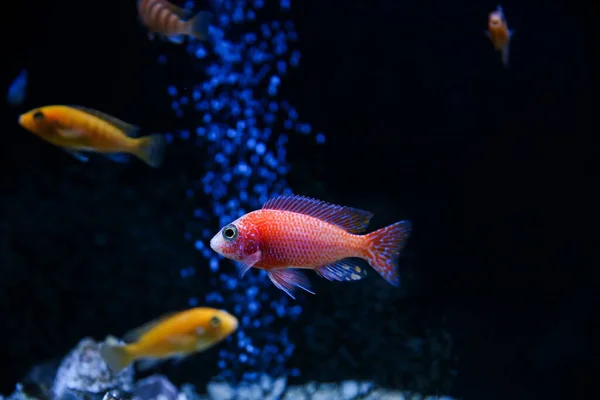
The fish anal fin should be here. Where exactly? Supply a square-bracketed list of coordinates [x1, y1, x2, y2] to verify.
[262, 194, 373, 234]
[68, 105, 140, 137]
[102, 153, 131, 164]
[123, 311, 180, 343]
[64, 149, 89, 163]
[167, 35, 185, 44]
[238, 250, 262, 278]
[268, 268, 315, 299]
[315, 258, 369, 282]
[57, 128, 85, 139]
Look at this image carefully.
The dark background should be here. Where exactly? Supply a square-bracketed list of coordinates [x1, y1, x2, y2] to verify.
[0, 0, 594, 399]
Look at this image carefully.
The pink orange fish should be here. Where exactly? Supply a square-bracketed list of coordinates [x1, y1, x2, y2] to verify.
[210, 194, 412, 299]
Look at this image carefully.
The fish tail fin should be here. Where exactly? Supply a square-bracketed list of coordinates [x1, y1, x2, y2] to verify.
[99, 343, 133, 374]
[363, 220, 412, 286]
[188, 11, 212, 40]
[134, 134, 167, 168]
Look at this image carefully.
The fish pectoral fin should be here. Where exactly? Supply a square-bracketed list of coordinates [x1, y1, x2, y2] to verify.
[268, 269, 315, 299]
[238, 250, 262, 278]
[57, 128, 86, 139]
[315, 258, 369, 282]
[166, 334, 196, 347]
[63, 149, 89, 163]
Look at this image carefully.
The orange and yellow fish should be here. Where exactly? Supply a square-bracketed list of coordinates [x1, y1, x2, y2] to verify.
[99, 307, 238, 373]
[485, 5, 513, 68]
[18, 105, 166, 167]
[137, 0, 212, 44]
[210, 194, 412, 299]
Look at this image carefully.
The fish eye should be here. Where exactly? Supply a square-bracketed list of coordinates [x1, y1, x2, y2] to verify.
[33, 111, 44, 121]
[210, 316, 221, 327]
[222, 224, 238, 242]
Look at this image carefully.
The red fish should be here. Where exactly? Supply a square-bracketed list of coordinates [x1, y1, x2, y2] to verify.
[485, 5, 513, 68]
[137, 0, 212, 44]
[210, 195, 412, 299]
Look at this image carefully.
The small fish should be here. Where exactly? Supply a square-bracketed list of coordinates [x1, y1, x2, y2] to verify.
[7, 68, 28, 107]
[210, 194, 412, 299]
[99, 307, 238, 373]
[485, 5, 513, 68]
[18, 105, 166, 167]
[137, 0, 212, 44]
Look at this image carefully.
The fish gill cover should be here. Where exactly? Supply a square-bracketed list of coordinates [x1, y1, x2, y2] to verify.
[156, 0, 322, 385]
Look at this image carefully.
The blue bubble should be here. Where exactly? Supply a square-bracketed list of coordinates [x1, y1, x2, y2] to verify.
[255, 142, 266, 155]
[277, 60, 287, 75]
[167, 85, 178, 97]
[195, 47, 207, 59]
[316, 133, 326, 144]
[290, 50, 301, 67]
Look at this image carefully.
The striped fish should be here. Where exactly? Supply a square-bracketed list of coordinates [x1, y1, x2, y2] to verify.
[137, 0, 212, 44]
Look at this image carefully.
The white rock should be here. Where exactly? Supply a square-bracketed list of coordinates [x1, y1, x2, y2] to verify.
[260, 374, 272, 391]
[341, 380, 359, 400]
[235, 384, 262, 400]
[206, 382, 235, 400]
[266, 377, 286, 400]
[282, 387, 308, 400]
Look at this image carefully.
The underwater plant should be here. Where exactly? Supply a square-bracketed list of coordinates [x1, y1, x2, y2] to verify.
[157, 0, 324, 384]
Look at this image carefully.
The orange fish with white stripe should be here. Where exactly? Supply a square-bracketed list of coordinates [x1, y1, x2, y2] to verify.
[18, 105, 166, 167]
[99, 307, 238, 373]
[210, 194, 412, 299]
[137, 0, 212, 44]
[485, 5, 513, 68]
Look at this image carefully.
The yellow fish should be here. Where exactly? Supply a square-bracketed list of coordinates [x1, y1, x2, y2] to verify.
[18, 105, 166, 167]
[99, 307, 238, 373]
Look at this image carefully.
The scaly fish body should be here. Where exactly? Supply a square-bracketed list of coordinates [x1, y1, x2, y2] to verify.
[229, 209, 365, 270]
[137, 0, 212, 43]
[99, 307, 238, 373]
[210, 194, 412, 299]
[486, 5, 513, 68]
[19, 105, 166, 167]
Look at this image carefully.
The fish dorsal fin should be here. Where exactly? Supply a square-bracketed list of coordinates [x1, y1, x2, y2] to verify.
[262, 194, 373, 234]
[122, 311, 180, 343]
[68, 105, 140, 137]
[162, 1, 191, 18]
